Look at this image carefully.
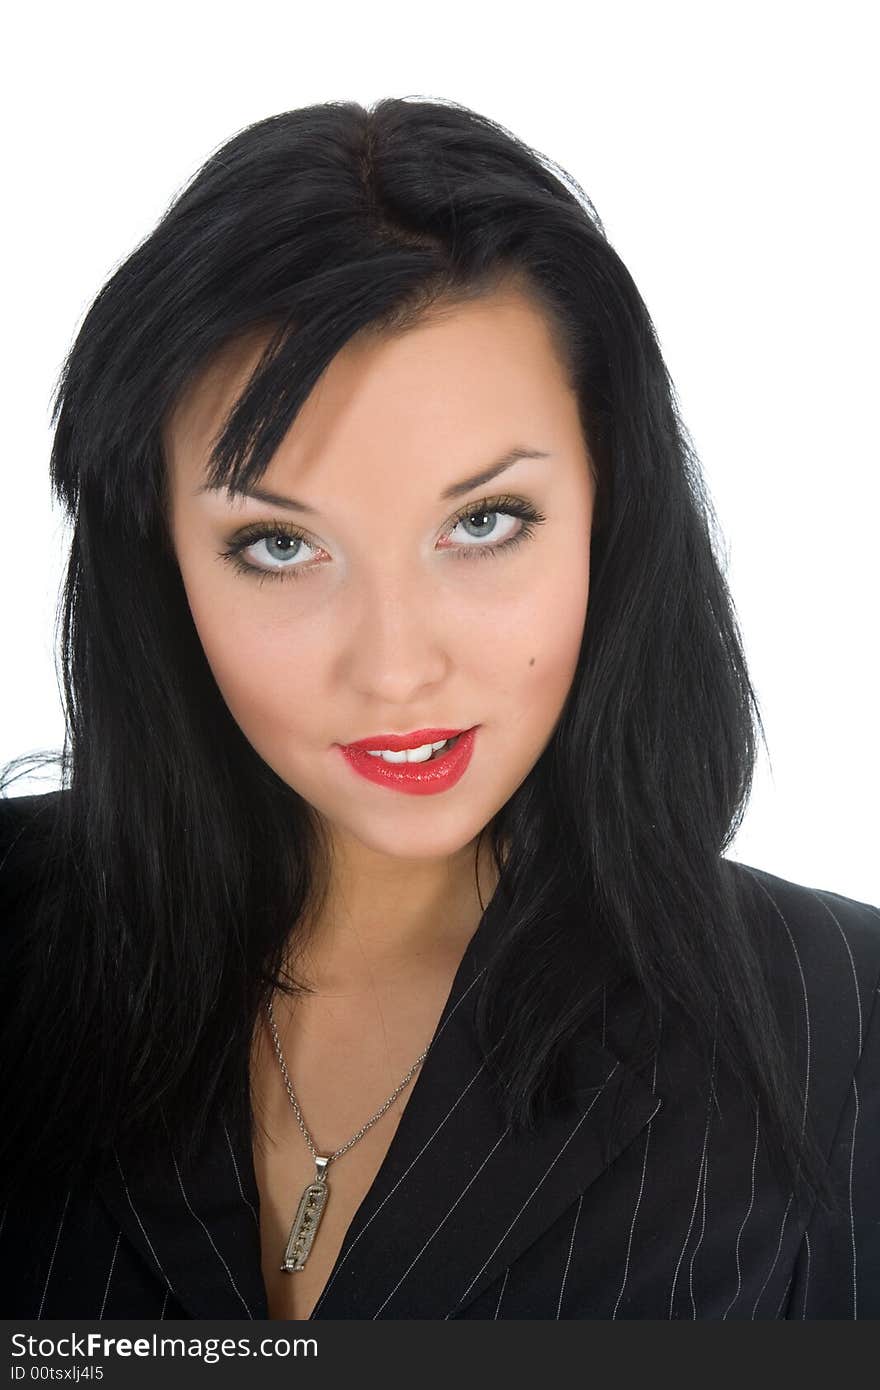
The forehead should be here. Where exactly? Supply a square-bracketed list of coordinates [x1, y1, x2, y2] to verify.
[163, 288, 575, 493]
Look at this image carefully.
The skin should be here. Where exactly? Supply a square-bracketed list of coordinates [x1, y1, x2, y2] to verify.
[163, 286, 597, 991]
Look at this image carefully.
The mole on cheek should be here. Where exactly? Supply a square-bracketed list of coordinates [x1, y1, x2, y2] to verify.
[529, 657, 535, 666]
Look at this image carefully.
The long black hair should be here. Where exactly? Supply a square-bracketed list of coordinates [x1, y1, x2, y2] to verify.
[0, 96, 833, 1216]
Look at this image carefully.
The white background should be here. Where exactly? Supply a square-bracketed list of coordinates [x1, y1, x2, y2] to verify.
[1, 1, 876, 904]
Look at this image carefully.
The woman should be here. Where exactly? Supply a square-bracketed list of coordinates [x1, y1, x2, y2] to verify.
[0, 96, 877, 1321]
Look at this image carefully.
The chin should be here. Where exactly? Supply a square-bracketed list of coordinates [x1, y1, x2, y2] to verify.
[328, 809, 490, 860]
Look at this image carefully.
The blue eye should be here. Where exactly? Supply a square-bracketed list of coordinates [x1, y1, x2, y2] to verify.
[217, 494, 546, 585]
[447, 507, 522, 547]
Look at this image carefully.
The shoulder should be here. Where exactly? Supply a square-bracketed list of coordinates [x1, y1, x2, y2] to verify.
[0, 786, 66, 836]
[725, 855, 880, 1103]
[723, 863, 880, 1314]
[726, 855, 880, 997]
[0, 788, 69, 919]
[0, 786, 67, 855]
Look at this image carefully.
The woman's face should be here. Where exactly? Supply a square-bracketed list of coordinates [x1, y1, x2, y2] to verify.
[164, 288, 596, 864]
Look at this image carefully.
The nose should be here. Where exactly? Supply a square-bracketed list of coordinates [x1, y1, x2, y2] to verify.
[340, 567, 450, 706]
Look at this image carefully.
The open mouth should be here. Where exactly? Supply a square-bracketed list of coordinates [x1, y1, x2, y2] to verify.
[339, 727, 478, 795]
[363, 733, 463, 763]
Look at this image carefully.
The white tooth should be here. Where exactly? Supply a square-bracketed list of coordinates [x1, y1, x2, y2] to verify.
[403, 743, 434, 763]
[364, 738, 453, 763]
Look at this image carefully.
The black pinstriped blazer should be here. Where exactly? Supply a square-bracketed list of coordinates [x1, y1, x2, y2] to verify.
[1, 790, 879, 1320]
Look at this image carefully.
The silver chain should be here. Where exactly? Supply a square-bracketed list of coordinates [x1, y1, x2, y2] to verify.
[265, 994, 430, 1171]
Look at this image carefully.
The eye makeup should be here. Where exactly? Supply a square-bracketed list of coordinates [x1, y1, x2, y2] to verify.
[215, 493, 547, 586]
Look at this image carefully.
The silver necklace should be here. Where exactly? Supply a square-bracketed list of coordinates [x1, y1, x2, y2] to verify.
[265, 994, 430, 1273]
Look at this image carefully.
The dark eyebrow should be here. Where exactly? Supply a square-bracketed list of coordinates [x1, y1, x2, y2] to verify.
[438, 447, 553, 500]
[193, 446, 552, 513]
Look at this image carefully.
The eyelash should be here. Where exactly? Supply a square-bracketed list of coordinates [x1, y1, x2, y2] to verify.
[216, 494, 546, 586]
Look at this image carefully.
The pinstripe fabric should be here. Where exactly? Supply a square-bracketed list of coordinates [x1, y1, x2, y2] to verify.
[1, 792, 879, 1319]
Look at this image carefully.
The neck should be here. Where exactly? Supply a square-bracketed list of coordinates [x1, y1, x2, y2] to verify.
[292, 831, 501, 996]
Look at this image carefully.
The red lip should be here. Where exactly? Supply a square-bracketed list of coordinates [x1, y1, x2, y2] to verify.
[343, 727, 467, 753]
[338, 727, 478, 796]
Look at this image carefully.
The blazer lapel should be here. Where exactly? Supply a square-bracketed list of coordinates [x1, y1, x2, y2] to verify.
[95, 901, 662, 1321]
[94, 1108, 269, 1319]
[309, 933, 662, 1319]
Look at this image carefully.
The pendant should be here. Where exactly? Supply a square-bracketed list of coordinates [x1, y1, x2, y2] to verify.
[281, 1154, 330, 1272]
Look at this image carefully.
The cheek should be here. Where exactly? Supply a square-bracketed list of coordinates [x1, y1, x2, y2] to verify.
[181, 577, 319, 742]
[468, 538, 590, 694]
